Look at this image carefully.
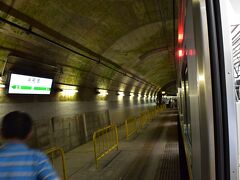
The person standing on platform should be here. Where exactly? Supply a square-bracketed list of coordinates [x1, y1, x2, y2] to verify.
[0, 111, 59, 180]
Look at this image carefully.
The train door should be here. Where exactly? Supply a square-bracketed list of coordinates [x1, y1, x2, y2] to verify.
[217, 1, 240, 179]
[205, 0, 239, 179]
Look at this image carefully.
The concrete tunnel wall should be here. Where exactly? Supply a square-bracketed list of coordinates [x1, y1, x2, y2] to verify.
[0, 92, 156, 151]
[0, 43, 158, 152]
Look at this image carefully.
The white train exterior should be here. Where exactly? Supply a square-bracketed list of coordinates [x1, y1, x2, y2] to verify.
[177, 0, 240, 179]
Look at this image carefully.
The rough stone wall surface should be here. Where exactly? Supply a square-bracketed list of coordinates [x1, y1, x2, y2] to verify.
[0, 100, 155, 151]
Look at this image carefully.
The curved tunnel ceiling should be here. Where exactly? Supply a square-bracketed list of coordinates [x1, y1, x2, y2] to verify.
[0, 0, 178, 95]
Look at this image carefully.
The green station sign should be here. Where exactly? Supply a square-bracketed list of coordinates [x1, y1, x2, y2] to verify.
[11, 85, 51, 91]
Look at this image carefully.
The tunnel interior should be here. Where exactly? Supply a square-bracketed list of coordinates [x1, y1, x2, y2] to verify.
[0, 0, 178, 150]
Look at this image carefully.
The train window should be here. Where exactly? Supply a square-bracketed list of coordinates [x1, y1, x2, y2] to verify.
[235, 80, 240, 101]
[182, 66, 192, 144]
[232, 25, 240, 102]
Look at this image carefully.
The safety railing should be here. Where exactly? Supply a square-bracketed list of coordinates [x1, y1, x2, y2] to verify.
[159, 104, 167, 110]
[124, 106, 167, 141]
[125, 117, 138, 140]
[140, 111, 151, 128]
[93, 124, 119, 168]
[45, 147, 68, 180]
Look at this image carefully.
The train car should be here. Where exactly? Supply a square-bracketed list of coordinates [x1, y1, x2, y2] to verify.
[177, 0, 240, 179]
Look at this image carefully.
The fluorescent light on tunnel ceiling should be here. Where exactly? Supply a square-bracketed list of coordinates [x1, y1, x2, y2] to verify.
[130, 92, 134, 97]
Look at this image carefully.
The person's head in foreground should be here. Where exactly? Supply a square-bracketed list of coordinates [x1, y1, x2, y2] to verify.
[0, 111, 59, 180]
[1, 111, 33, 141]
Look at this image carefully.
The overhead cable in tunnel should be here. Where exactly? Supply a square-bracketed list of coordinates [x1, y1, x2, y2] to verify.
[2, 54, 148, 92]
[0, 16, 157, 89]
[0, 57, 149, 96]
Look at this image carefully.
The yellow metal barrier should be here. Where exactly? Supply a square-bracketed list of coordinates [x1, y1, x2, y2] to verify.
[125, 107, 166, 140]
[125, 117, 138, 140]
[45, 147, 68, 180]
[159, 104, 166, 110]
[93, 124, 119, 168]
[140, 112, 149, 128]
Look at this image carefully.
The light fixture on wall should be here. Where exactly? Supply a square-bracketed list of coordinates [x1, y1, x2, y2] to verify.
[97, 89, 108, 96]
[58, 84, 79, 96]
[0, 76, 5, 89]
[198, 74, 205, 82]
[118, 91, 124, 97]
[61, 89, 78, 96]
[116, 91, 125, 100]
[145, 94, 149, 99]
[130, 92, 134, 97]
[138, 93, 141, 99]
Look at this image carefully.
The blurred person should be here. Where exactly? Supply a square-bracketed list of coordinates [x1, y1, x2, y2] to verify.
[0, 111, 59, 180]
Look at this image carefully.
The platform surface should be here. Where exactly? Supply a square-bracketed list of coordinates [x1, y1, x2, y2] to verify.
[55, 110, 180, 180]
